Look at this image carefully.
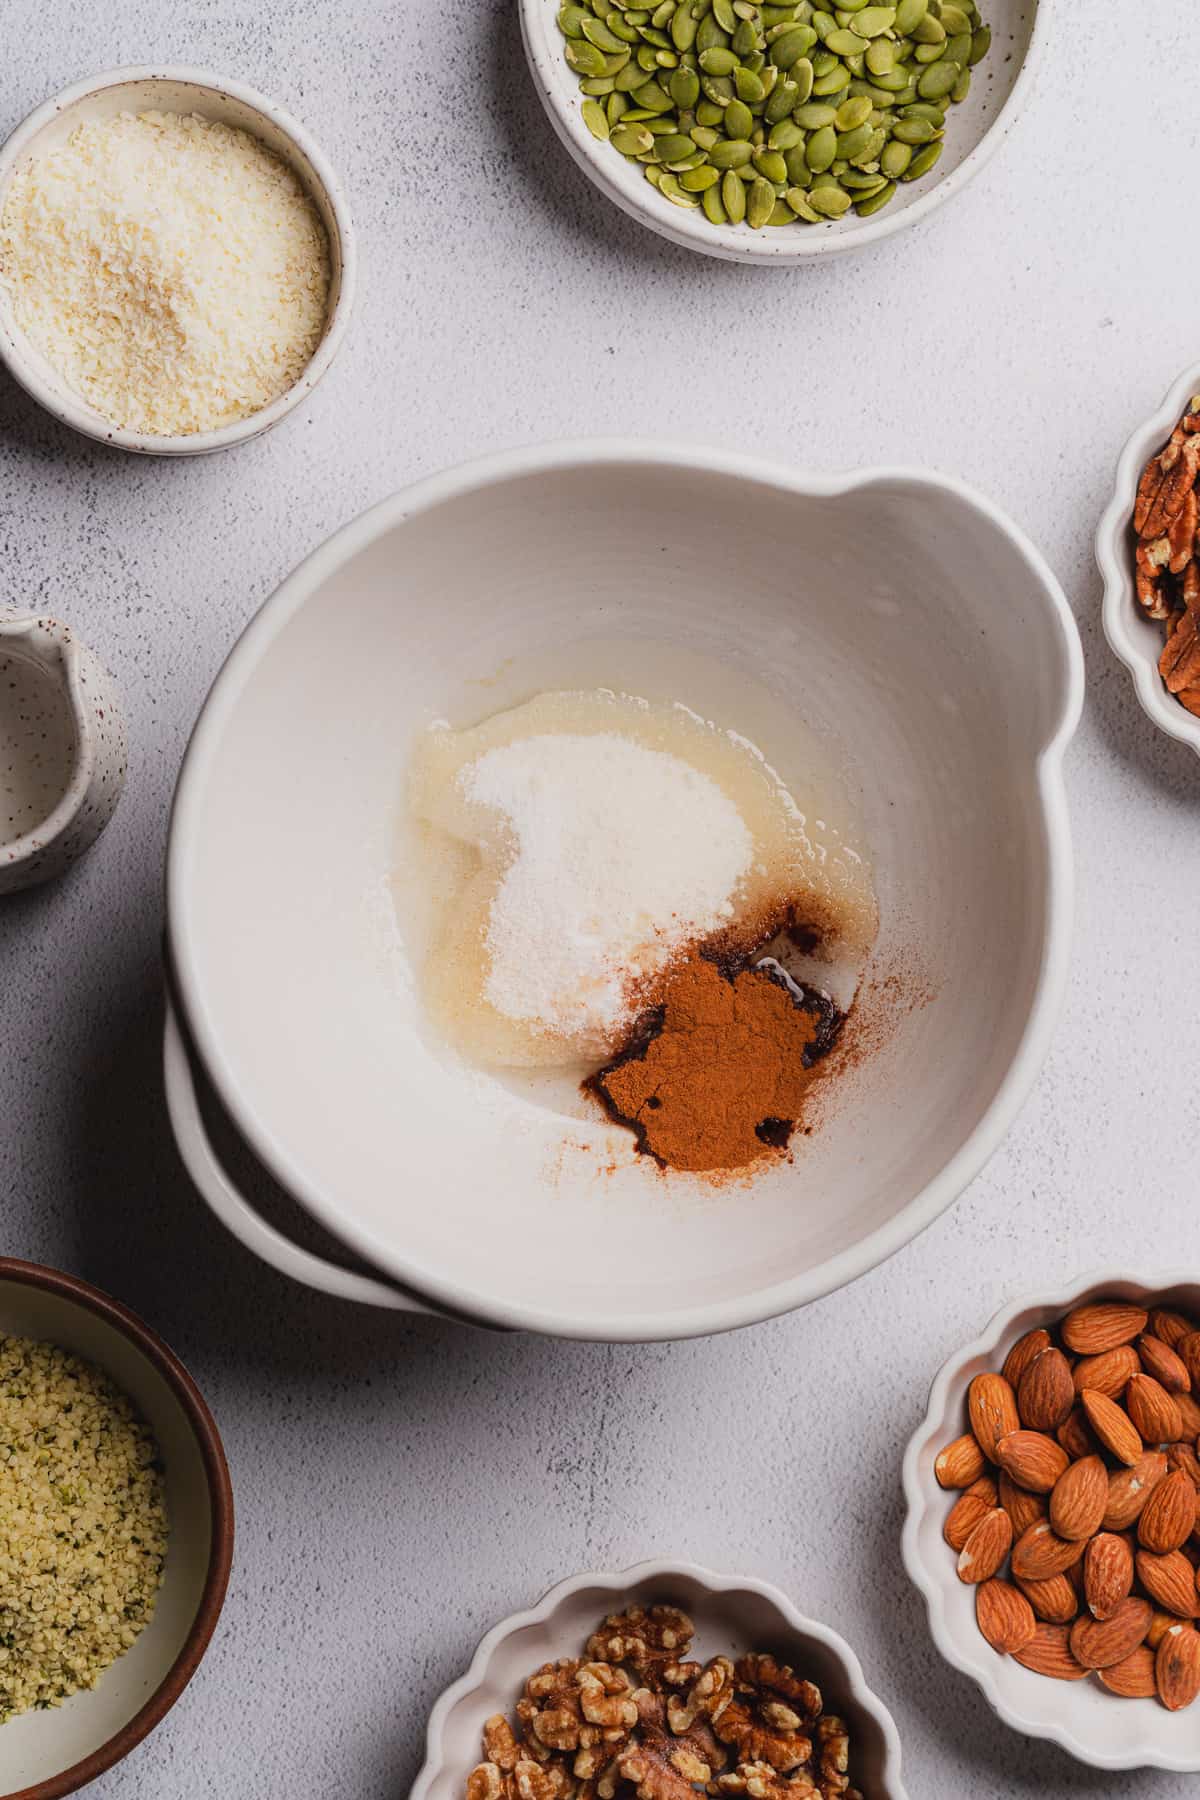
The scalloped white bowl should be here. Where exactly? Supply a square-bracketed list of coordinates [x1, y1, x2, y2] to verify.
[518, 0, 1046, 264]
[902, 1269, 1200, 1772]
[166, 441, 1082, 1339]
[410, 1562, 907, 1799]
[1098, 361, 1200, 760]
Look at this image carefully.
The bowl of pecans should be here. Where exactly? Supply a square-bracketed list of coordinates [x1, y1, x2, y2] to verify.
[411, 1562, 906, 1799]
[903, 1272, 1200, 1771]
[1098, 361, 1200, 759]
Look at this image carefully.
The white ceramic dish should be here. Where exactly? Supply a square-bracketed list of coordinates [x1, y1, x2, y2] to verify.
[0, 612, 126, 895]
[166, 440, 1082, 1341]
[0, 67, 356, 456]
[1098, 361, 1200, 760]
[519, 0, 1045, 264]
[410, 1561, 907, 1799]
[0, 1259, 233, 1800]
[902, 1269, 1200, 1772]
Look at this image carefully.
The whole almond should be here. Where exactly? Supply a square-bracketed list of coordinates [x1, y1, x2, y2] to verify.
[1167, 1442, 1200, 1492]
[1013, 1622, 1089, 1681]
[1126, 1374, 1184, 1446]
[994, 1430, 1069, 1494]
[1015, 1570, 1078, 1625]
[1177, 1332, 1200, 1391]
[1149, 1308, 1197, 1352]
[1084, 1532, 1134, 1621]
[1049, 1455, 1108, 1542]
[968, 1373, 1020, 1465]
[1017, 1348, 1075, 1433]
[1003, 1327, 1052, 1391]
[1012, 1518, 1087, 1581]
[1081, 1389, 1143, 1466]
[945, 1490, 992, 1553]
[1138, 1334, 1192, 1394]
[957, 1507, 1013, 1584]
[1175, 1389, 1200, 1438]
[1148, 1609, 1191, 1650]
[1103, 1453, 1169, 1531]
[1098, 1645, 1158, 1697]
[1138, 1469, 1198, 1554]
[1062, 1302, 1149, 1355]
[1056, 1407, 1094, 1461]
[1156, 1624, 1200, 1712]
[998, 1470, 1046, 1538]
[1136, 1549, 1200, 1618]
[1071, 1346, 1140, 1401]
[935, 1433, 986, 1490]
[1069, 1596, 1153, 1669]
[976, 1578, 1037, 1655]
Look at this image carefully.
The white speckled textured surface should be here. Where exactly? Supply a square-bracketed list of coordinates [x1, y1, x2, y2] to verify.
[1, 1, 1198, 1795]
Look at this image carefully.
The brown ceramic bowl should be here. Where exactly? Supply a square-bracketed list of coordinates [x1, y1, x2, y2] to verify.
[0, 1259, 233, 1798]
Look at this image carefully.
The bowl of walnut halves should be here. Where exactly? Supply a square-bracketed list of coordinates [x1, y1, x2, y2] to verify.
[409, 1562, 906, 1800]
[1099, 360, 1200, 758]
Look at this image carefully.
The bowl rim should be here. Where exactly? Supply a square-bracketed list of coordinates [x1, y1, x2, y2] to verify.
[518, 0, 1049, 264]
[1096, 361, 1200, 759]
[0, 1257, 235, 1800]
[0, 615, 102, 872]
[900, 1267, 1200, 1772]
[409, 1558, 908, 1799]
[166, 437, 1085, 1342]
[0, 64, 357, 457]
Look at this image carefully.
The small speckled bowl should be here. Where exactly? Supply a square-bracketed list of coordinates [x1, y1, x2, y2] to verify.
[0, 66, 356, 456]
[0, 1258, 233, 1800]
[411, 1562, 907, 1799]
[1097, 361, 1200, 760]
[0, 612, 126, 895]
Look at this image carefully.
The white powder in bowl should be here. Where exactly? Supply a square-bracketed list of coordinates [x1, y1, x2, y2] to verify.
[0, 109, 331, 436]
[463, 731, 753, 1040]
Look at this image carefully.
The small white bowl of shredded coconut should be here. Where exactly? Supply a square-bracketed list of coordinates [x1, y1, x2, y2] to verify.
[0, 67, 355, 454]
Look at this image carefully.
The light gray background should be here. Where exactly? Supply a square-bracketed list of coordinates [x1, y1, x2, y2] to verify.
[1, 1, 1198, 1794]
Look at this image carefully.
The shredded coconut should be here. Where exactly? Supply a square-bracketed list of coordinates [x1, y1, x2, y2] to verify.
[0, 109, 330, 435]
[462, 732, 753, 1041]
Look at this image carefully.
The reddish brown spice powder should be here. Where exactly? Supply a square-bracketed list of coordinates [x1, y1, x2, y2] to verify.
[586, 947, 842, 1174]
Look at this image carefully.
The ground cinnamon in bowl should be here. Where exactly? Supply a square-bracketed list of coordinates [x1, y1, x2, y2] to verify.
[585, 944, 843, 1175]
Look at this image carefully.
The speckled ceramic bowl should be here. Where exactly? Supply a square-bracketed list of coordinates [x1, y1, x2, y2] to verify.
[0, 66, 356, 456]
[519, 0, 1046, 263]
[1098, 360, 1200, 760]
[411, 1562, 907, 1799]
[902, 1270, 1200, 1772]
[0, 1259, 233, 1800]
[0, 612, 126, 895]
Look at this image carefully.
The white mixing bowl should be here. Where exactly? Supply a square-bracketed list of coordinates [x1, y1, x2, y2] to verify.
[166, 442, 1082, 1340]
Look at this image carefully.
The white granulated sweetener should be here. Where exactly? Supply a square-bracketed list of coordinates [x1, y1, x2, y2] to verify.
[463, 732, 753, 1040]
[0, 110, 330, 436]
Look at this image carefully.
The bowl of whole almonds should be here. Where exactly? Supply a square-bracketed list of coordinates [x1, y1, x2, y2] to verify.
[1098, 361, 1200, 758]
[520, 0, 1046, 262]
[903, 1272, 1200, 1771]
[411, 1562, 907, 1798]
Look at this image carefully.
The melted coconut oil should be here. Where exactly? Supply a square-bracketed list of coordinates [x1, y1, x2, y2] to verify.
[401, 687, 877, 1080]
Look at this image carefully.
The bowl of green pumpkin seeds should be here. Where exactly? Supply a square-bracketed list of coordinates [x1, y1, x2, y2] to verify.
[520, 0, 1045, 260]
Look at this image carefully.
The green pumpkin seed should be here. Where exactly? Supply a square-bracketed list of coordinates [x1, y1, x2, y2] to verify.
[643, 162, 663, 187]
[912, 14, 945, 43]
[951, 64, 970, 101]
[579, 75, 616, 93]
[825, 26, 865, 52]
[752, 148, 790, 180]
[746, 174, 777, 225]
[913, 40, 946, 62]
[880, 136, 912, 176]
[724, 97, 754, 137]
[614, 58, 651, 88]
[565, 38, 608, 74]
[582, 97, 611, 137]
[865, 37, 895, 74]
[892, 114, 937, 142]
[851, 4, 896, 35]
[658, 171, 701, 205]
[943, 32, 973, 66]
[894, 0, 927, 25]
[869, 65, 910, 91]
[769, 118, 806, 149]
[917, 59, 959, 98]
[795, 100, 838, 126]
[732, 18, 761, 55]
[789, 55, 815, 102]
[764, 77, 800, 120]
[670, 67, 700, 108]
[851, 125, 886, 164]
[812, 64, 851, 93]
[969, 23, 991, 63]
[606, 11, 640, 41]
[722, 167, 748, 219]
[786, 186, 821, 219]
[734, 65, 767, 101]
[806, 122, 837, 169]
[654, 131, 699, 160]
[696, 11, 730, 51]
[606, 91, 628, 124]
[679, 162, 722, 189]
[709, 135, 755, 166]
[702, 183, 729, 222]
[713, 0, 738, 29]
[559, 6, 590, 37]
[835, 121, 873, 158]
[581, 14, 626, 49]
[784, 142, 811, 182]
[690, 124, 720, 147]
[768, 26, 813, 67]
[808, 182, 851, 215]
[901, 137, 942, 177]
[696, 98, 726, 124]
[938, 2, 971, 32]
[839, 167, 887, 190]
[811, 49, 838, 75]
[701, 73, 736, 102]
[763, 199, 793, 223]
[611, 121, 656, 154]
[835, 92, 873, 129]
[854, 177, 896, 212]
[699, 45, 739, 73]
[900, 100, 947, 121]
[650, 0, 674, 26]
